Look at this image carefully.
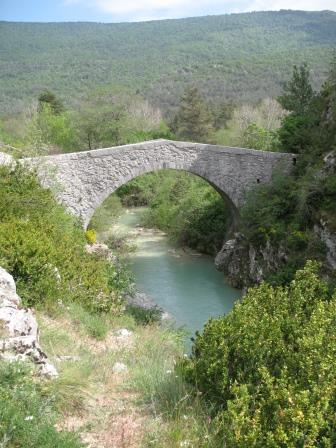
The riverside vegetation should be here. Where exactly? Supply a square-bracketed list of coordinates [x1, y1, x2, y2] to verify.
[0, 27, 336, 447]
[1, 168, 336, 446]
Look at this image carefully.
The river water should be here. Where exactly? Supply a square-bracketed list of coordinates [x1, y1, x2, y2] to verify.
[115, 208, 241, 340]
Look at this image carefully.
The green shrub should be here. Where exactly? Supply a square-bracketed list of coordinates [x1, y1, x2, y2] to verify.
[186, 261, 336, 446]
[0, 165, 128, 312]
[0, 362, 83, 447]
[125, 304, 162, 325]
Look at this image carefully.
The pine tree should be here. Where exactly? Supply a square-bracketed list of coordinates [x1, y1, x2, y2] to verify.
[173, 87, 213, 142]
[278, 64, 314, 115]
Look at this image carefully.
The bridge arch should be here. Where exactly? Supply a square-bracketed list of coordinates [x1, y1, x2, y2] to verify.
[88, 163, 240, 228]
[24, 140, 294, 228]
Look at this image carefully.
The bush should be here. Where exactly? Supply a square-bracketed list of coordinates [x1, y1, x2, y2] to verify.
[0, 362, 83, 447]
[0, 165, 128, 312]
[125, 304, 162, 325]
[186, 262, 336, 446]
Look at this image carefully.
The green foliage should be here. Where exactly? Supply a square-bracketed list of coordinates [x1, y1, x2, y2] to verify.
[0, 362, 83, 447]
[38, 90, 65, 115]
[241, 170, 328, 284]
[240, 59, 336, 285]
[67, 303, 109, 340]
[105, 232, 136, 255]
[186, 262, 336, 446]
[242, 172, 299, 246]
[242, 122, 280, 151]
[278, 63, 315, 115]
[278, 113, 316, 154]
[215, 98, 286, 151]
[125, 304, 162, 326]
[0, 11, 335, 116]
[321, 54, 336, 151]
[117, 171, 166, 207]
[67, 90, 173, 151]
[118, 170, 231, 255]
[0, 165, 128, 312]
[0, 89, 173, 156]
[35, 104, 78, 152]
[89, 194, 123, 234]
[276, 63, 330, 158]
[172, 87, 214, 142]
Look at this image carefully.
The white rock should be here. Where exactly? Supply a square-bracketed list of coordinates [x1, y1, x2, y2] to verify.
[112, 362, 128, 373]
[0, 266, 58, 379]
[38, 362, 59, 379]
[0, 267, 16, 293]
[0, 151, 14, 167]
[115, 328, 132, 338]
[0, 307, 38, 338]
[0, 290, 21, 308]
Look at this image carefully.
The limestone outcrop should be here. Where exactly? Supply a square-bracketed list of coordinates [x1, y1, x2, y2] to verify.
[314, 219, 336, 270]
[215, 234, 287, 289]
[0, 151, 14, 166]
[0, 266, 58, 378]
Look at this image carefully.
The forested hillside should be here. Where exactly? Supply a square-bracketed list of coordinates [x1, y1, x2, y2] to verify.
[1, 10, 336, 115]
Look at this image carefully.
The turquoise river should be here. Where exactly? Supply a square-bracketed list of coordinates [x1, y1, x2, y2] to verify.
[115, 208, 241, 341]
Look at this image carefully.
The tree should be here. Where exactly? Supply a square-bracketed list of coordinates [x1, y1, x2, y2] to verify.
[76, 105, 126, 150]
[211, 101, 235, 130]
[278, 63, 314, 115]
[242, 122, 279, 151]
[277, 64, 320, 155]
[320, 54, 336, 149]
[38, 91, 64, 115]
[216, 98, 286, 150]
[172, 87, 213, 142]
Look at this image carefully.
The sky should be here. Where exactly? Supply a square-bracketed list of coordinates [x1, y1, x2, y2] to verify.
[1, 0, 335, 23]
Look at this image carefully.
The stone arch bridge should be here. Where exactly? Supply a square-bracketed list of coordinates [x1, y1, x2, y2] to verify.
[20, 140, 294, 228]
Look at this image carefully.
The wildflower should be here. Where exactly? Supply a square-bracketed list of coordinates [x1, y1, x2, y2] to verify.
[24, 416, 34, 421]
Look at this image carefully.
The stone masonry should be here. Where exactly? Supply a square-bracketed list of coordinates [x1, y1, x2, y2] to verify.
[20, 139, 294, 228]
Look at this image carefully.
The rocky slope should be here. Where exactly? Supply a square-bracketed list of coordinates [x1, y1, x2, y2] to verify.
[215, 234, 288, 289]
[216, 152, 336, 289]
[0, 266, 58, 377]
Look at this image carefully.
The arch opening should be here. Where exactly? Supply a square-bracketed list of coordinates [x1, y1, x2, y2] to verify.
[84, 162, 239, 231]
[89, 168, 238, 257]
